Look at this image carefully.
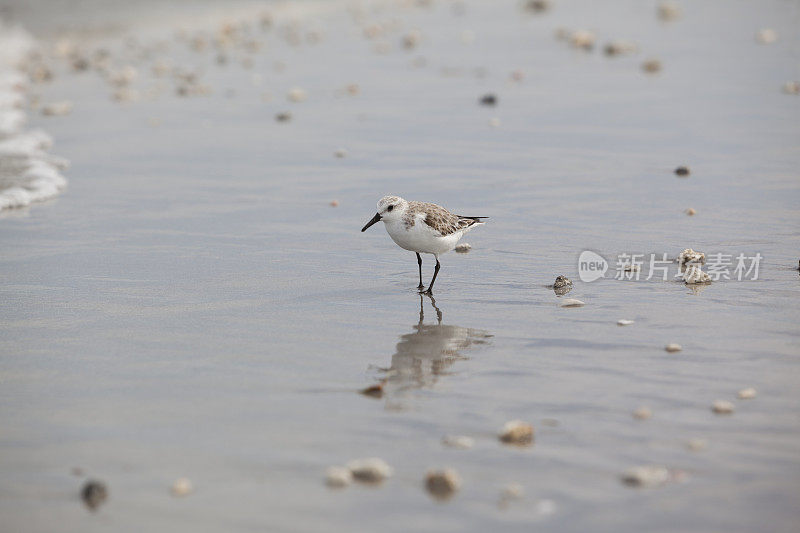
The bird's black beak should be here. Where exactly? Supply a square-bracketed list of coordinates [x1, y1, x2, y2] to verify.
[361, 212, 382, 232]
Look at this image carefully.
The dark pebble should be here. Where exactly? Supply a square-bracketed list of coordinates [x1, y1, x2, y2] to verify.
[674, 166, 690, 176]
[275, 112, 292, 122]
[81, 480, 108, 511]
[360, 383, 384, 398]
[479, 94, 497, 106]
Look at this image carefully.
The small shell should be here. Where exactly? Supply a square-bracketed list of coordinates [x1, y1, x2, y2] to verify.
[441, 435, 474, 449]
[325, 466, 352, 488]
[425, 469, 461, 500]
[329, 200, 339, 207]
[347, 458, 393, 483]
[711, 400, 735, 414]
[686, 438, 708, 451]
[685, 208, 696, 216]
[41, 101, 73, 116]
[560, 298, 585, 308]
[617, 319, 634, 326]
[621, 465, 670, 488]
[287, 87, 307, 102]
[657, 2, 681, 21]
[454, 243, 472, 253]
[632, 406, 652, 420]
[665, 343, 682, 353]
[755, 28, 777, 44]
[641, 59, 662, 73]
[171, 477, 193, 497]
[499, 420, 534, 445]
[569, 30, 595, 50]
[738, 387, 757, 400]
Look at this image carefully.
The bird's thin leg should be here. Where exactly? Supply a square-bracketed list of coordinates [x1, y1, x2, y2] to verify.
[416, 252, 425, 291]
[424, 256, 441, 295]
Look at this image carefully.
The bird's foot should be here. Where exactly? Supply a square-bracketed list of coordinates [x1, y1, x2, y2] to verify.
[417, 284, 425, 292]
[422, 288, 434, 296]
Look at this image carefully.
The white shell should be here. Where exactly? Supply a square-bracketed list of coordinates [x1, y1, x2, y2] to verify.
[441, 435, 474, 449]
[325, 466, 352, 488]
[560, 298, 585, 308]
[454, 243, 472, 253]
[621, 465, 670, 488]
[617, 319, 634, 326]
[171, 477, 193, 497]
[665, 343, 682, 353]
[712, 400, 735, 414]
[287, 87, 307, 102]
[738, 387, 757, 400]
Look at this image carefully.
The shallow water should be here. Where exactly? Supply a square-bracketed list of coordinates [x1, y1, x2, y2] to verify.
[1, 0, 799, 531]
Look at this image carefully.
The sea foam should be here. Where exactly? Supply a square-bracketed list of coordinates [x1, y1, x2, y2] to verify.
[0, 21, 68, 212]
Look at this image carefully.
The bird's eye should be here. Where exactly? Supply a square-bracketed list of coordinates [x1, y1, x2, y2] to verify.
[387, 205, 394, 212]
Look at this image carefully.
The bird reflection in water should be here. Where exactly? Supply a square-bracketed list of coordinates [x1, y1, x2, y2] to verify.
[362, 294, 492, 409]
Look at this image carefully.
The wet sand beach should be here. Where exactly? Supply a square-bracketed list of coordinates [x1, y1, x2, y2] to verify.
[1, 1, 799, 531]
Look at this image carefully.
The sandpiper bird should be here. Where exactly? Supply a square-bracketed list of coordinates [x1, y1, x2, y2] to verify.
[361, 196, 487, 294]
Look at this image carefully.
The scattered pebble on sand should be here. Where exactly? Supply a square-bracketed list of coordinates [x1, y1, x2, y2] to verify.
[325, 466, 353, 488]
[683, 265, 711, 284]
[41, 101, 73, 116]
[560, 298, 585, 308]
[170, 477, 193, 497]
[523, 0, 551, 13]
[677, 248, 705, 265]
[665, 343, 682, 353]
[347, 458, 393, 483]
[755, 28, 778, 44]
[621, 465, 670, 488]
[568, 30, 596, 50]
[275, 112, 292, 122]
[442, 435, 474, 449]
[81, 480, 108, 510]
[499, 420, 534, 446]
[479, 93, 497, 106]
[641, 59, 662, 73]
[360, 382, 384, 398]
[425, 469, 461, 500]
[782, 81, 799, 95]
[657, 2, 681, 21]
[687, 438, 708, 451]
[712, 400, 735, 414]
[604, 40, 638, 56]
[334, 148, 347, 158]
[329, 200, 339, 207]
[675, 165, 690, 176]
[685, 207, 696, 216]
[287, 87, 307, 102]
[454, 243, 471, 253]
[633, 406, 652, 420]
[617, 319, 634, 326]
[738, 387, 757, 400]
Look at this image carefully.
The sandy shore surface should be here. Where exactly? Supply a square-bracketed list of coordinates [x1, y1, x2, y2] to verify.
[1, 1, 799, 531]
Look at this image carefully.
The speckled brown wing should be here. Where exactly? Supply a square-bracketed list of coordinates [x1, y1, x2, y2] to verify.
[411, 201, 484, 236]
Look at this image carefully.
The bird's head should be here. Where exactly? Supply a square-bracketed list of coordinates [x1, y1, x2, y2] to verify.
[361, 195, 407, 231]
